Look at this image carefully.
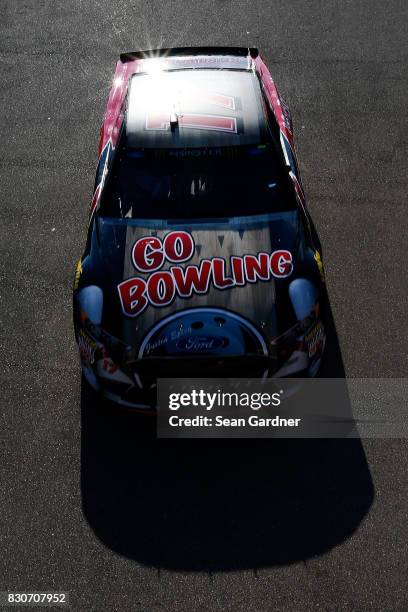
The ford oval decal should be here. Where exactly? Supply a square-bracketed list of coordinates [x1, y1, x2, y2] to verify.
[176, 335, 225, 352]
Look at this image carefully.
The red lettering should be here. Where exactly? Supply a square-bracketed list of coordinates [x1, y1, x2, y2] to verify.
[163, 231, 194, 263]
[231, 256, 245, 285]
[212, 258, 235, 289]
[147, 271, 175, 306]
[119, 239, 294, 317]
[118, 277, 147, 317]
[172, 261, 212, 297]
[270, 250, 293, 277]
[243, 253, 270, 282]
[132, 236, 164, 272]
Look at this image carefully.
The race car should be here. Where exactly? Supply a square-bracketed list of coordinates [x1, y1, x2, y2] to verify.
[73, 46, 327, 409]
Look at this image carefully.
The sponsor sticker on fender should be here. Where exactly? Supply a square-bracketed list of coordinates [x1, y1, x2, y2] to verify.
[314, 250, 325, 283]
[118, 231, 294, 317]
[305, 322, 325, 357]
[78, 329, 98, 365]
[73, 258, 83, 291]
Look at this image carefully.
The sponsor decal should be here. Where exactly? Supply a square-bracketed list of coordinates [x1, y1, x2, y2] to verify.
[100, 347, 119, 374]
[73, 258, 83, 291]
[143, 324, 193, 356]
[79, 329, 122, 375]
[118, 231, 294, 317]
[314, 250, 325, 283]
[280, 97, 293, 134]
[304, 322, 325, 358]
[138, 56, 249, 72]
[78, 329, 98, 365]
[176, 335, 224, 352]
[138, 308, 269, 358]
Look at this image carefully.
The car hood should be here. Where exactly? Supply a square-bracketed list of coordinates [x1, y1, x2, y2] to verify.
[89, 212, 312, 357]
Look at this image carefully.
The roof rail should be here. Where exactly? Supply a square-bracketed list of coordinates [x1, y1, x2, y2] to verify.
[120, 46, 259, 63]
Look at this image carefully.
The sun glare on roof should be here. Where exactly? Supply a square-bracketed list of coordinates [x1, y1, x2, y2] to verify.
[126, 70, 263, 149]
[138, 72, 179, 114]
[144, 58, 167, 74]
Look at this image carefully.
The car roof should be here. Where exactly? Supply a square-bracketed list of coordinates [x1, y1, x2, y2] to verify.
[125, 67, 268, 149]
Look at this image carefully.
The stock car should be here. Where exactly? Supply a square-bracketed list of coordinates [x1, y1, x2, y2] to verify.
[73, 46, 327, 409]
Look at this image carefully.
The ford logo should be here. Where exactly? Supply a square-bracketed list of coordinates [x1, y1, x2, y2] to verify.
[176, 335, 225, 352]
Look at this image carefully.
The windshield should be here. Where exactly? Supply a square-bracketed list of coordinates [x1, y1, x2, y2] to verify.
[99, 146, 296, 220]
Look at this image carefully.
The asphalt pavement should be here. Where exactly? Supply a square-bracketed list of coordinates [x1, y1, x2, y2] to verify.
[0, 1, 407, 610]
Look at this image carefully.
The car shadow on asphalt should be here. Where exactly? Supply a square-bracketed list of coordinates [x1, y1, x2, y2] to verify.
[80, 297, 374, 571]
